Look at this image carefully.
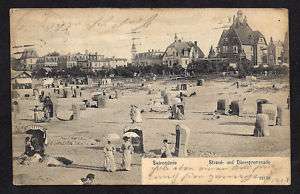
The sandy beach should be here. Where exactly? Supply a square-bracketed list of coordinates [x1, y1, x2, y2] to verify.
[12, 77, 290, 185]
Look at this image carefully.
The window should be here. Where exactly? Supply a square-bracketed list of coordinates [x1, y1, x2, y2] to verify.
[184, 50, 189, 56]
[260, 37, 264, 43]
[233, 46, 238, 53]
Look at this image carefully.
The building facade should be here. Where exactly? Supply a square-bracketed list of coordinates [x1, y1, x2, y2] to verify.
[162, 34, 205, 69]
[133, 50, 164, 66]
[11, 70, 33, 97]
[36, 52, 60, 68]
[107, 57, 127, 68]
[282, 31, 289, 64]
[58, 55, 78, 69]
[267, 37, 284, 66]
[19, 48, 39, 70]
[58, 52, 106, 70]
[216, 10, 268, 66]
[79, 56, 127, 71]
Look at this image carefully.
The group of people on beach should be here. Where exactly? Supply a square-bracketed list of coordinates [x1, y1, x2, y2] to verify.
[103, 136, 134, 172]
[103, 136, 172, 172]
[33, 91, 55, 123]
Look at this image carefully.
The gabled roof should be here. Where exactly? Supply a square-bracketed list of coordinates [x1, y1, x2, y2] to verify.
[165, 40, 204, 58]
[217, 30, 229, 46]
[232, 24, 255, 45]
[231, 22, 266, 45]
[218, 21, 266, 46]
[11, 70, 32, 79]
[20, 49, 38, 59]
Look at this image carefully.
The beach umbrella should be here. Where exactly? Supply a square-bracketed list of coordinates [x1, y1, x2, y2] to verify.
[91, 91, 103, 96]
[123, 132, 139, 138]
[25, 125, 47, 134]
[104, 133, 120, 141]
[123, 126, 143, 133]
[25, 125, 47, 140]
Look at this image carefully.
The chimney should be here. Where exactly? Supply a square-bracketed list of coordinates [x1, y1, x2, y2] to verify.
[194, 41, 197, 46]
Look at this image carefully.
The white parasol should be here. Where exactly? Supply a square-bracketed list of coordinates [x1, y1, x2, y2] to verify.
[123, 132, 139, 138]
[91, 91, 103, 96]
[123, 126, 142, 133]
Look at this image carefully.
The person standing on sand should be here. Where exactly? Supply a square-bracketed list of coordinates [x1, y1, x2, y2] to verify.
[12, 101, 20, 120]
[103, 140, 116, 172]
[161, 139, 172, 158]
[24, 137, 34, 157]
[133, 105, 143, 123]
[121, 136, 134, 171]
[130, 105, 135, 123]
[33, 105, 39, 123]
[115, 90, 118, 99]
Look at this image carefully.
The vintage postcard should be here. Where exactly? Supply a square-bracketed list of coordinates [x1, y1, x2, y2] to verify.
[10, 8, 290, 185]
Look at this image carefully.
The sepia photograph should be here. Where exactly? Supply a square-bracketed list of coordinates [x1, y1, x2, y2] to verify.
[10, 8, 290, 185]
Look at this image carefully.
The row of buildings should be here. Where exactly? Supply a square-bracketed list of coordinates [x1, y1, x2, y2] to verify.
[15, 10, 289, 72]
[17, 49, 127, 71]
[131, 35, 205, 69]
[132, 10, 289, 69]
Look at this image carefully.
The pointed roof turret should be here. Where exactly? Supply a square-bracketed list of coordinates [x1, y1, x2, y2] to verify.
[174, 33, 178, 42]
[208, 45, 216, 58]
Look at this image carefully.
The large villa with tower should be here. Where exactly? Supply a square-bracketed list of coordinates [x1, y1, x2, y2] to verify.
[216, 10, 268, 66]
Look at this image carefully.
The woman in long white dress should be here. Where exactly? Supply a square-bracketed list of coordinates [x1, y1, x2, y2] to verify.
[134, 106, 143, 123]
[103, 140, 116, 172]
[130, 105, 135, 123]
[161, 139, 172, 158]
[121, 137, 134, 171]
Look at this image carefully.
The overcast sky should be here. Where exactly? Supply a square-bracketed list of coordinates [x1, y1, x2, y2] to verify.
[10, 8, 288, 59]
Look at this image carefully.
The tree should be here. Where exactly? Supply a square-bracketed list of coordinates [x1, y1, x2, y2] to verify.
[32, 68, 47, 78]
[171, 64, 185, 75]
